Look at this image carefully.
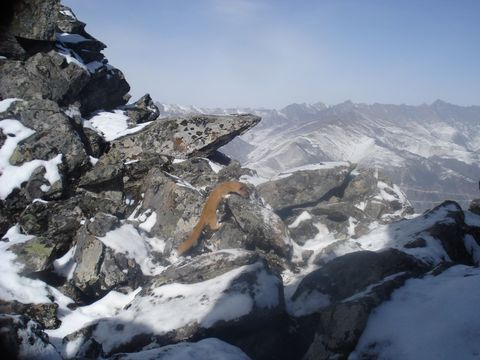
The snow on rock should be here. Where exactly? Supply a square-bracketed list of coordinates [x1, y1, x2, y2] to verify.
[46, 288, 141, 358]
[53, 245, 77, 280]
[1, 314, 62, 360]
[0, 118, 63, 200]
[109, 338, 252, 360]
[0, 225, 53, 303]
[0, 98, 21, 112]
[85, 110, 152, 142]
[66, 259, 283, 356]
[351, 265, 480, 360]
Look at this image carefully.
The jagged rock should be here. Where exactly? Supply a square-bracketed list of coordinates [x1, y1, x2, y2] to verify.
[78, 151, 124, 191]
[111, 113, 260, 160]
[0, 300, 60, 329]
[55, 4, 86, 34]
[301, 271, 418, 360]
[9, 236, 56, 273]
[8, 0, 59, 41]
[343, 168, 414, 218]
[76, 189, 127, 219]
[0, 51, 90, 104]
[283, 167, 414, 245]
[124, 93, 159, 125]
[469, 198, 480, 215]
[0, 314, 61, 360]
[132, 167, 204, 244]
[82, 127, 108, 158]
[19, 199, 83, 249]
[169, 157, 219, 188]
[65, 252, 284, 358]
[291, 250, 428, 316]
[109, 338, 252, 360]
[72, 215, 144, 299]
[257, 163, 355, 214]
[149, 250, 261, 287]
[217, 193, 293, 259]
[290, 250, 429, 359]
[425, 201, 474, 264]
[3, 99, 89, 175]
[79, 66, 130, 115]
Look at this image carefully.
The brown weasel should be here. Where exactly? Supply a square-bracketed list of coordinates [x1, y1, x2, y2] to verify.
[177, 181, 249, 255]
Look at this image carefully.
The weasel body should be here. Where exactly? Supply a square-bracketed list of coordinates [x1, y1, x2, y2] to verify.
[177, 181, 248, 255]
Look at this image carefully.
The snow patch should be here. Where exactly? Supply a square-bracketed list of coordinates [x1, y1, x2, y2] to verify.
[351, 265, 480, 360]
[0, 98, 21, 112]
[86, 110, 152, 141]
[53, 246, 77, 280]
[288, 211, 312, 228]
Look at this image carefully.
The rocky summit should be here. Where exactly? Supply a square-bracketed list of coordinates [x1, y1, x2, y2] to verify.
[1, 1, 480, 360]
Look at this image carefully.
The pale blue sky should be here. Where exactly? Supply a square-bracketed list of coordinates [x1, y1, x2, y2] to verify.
[63, 0, 480, 108]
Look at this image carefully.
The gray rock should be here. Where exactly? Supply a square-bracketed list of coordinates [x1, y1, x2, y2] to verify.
[0, 51, 90, 105]
[55, 4, 86, 34]
[8, 236, 56, 273]
[292, 249, 428, 312]
[68, 254, 284, 357]
[8, 0, 59, 41]
[169, 157, 219, 188]
[72, 216, 144, 299]
[149, 250, 262, 287]
[79, 66, 130, 115]
[292, 250, 429, 360]
[133, 167, 204, 245]
[0, 300, 60, 329]
[257, 163, 355, 214]
[111, 113, 260, 160]
[301, 271, 416, 360]
[220, 193, 293, 259]
[124, 93, 159, 125]
[0, 314, 61, 360]
[3, 99, 89, 176]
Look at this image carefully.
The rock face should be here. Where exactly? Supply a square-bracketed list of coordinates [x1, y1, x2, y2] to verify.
[257, 162, 355, 213]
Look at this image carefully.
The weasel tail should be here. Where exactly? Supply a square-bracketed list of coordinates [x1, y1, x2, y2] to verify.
[177, 181, 249, 256]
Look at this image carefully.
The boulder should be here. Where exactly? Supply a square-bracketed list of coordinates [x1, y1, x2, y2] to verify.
[72, 215, 144, 299]
[65, 251, 284, 357]
[111, 113, 260, 160]
[290, 250, 429, 359]
[2, 99, 89, 176]
[124, 93, 159, 125]
[257, 163, 355, 214]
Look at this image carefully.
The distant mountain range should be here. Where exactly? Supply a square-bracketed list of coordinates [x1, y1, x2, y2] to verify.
[157, 100, 480, 212]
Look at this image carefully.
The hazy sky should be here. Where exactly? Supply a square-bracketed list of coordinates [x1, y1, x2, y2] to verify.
[63, 0, 480, 108]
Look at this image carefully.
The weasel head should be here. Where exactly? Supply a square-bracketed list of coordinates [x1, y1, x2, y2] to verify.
[235, 183, 249, 198]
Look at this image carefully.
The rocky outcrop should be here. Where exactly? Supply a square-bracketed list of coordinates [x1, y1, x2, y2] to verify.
[257, 162, 355, 214]
[111, 113, 260, 160]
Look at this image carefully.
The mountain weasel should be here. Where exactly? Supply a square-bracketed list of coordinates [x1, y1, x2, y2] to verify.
[177, 181, 249, 255]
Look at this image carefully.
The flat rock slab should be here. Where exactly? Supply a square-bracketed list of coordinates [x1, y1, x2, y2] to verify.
[111, 114, 260, 159]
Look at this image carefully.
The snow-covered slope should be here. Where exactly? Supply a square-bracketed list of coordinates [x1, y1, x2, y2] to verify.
[158, 100, 480, 212]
